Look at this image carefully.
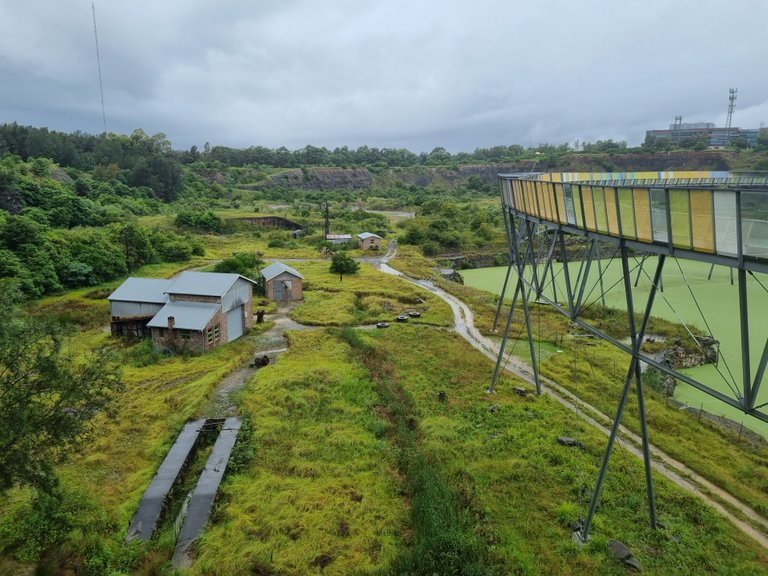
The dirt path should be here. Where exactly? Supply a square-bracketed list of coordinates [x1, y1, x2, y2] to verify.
[205, 303, 318, 417]
[379, 247, 768, 549]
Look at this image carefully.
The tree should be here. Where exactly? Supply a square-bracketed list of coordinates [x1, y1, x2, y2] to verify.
[214, 252, 263, 278]
[117, 222, 155, 272]
[329, 251, 359, 281]
[0, 284, 122, 493]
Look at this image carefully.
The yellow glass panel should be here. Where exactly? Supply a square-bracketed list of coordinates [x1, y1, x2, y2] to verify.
[573, 187, 584, 227]
[528, 181, 538, 217]
[593, 187, 608, 232]
[605, 186, 620, 236]
[522, 181, 531, 215]
[540, 182, 549, 219]
[536, 182, 545, 218]
[546, 183, 556, 221]
[670, 189, 692, 249]
[634, 188, 652, 242]
[690, 190, 715, 253]
[581, 186, 597, 231]
[514, 182, 524, 213]
[554, 183, 567, 223]
[618, 188, 636, 239]
[525, 181, 537, 216]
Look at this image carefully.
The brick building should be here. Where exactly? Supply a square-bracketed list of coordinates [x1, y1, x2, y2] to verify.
[261, 261, 303, 302]
[357, 232, 382, 250]
[108, 271, 257, 353]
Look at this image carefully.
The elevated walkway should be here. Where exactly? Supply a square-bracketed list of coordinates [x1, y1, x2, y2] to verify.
[500, 171, 768, 273]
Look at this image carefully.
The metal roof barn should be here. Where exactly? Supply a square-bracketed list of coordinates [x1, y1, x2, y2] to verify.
[107, 277, 173, 303]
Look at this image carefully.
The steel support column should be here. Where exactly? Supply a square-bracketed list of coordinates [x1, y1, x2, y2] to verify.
[559, 232, 577, 318]
[738, 268, 752, 407]
[578, 253, 666, 542]
[493, 208, 516, 332]
[489, 280, 521, 393]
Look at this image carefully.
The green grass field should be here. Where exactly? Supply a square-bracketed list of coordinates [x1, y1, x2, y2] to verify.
[460, 257, 768, 439]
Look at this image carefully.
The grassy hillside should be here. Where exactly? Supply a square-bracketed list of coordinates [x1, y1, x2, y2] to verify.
[2, 245, 768, 574]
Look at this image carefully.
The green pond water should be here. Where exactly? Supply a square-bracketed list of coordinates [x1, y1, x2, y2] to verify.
[460, 258, 768, 439]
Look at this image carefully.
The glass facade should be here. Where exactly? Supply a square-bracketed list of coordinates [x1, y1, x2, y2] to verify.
[503, 175, 768, 264]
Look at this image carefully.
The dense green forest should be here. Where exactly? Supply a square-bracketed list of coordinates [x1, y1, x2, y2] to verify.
[1, 121, 767, 301]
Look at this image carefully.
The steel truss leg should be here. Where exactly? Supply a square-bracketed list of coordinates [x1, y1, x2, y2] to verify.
[493, 209, 516, 332]
[517, 220, 542, 394]
[489, 280, 521, 393]
[493, 262, 514, 332]
[578, 252, 665, 543]
[559, 232, 576, 318]
[738, 269, 752, 407]
[491, 216, 542, 395]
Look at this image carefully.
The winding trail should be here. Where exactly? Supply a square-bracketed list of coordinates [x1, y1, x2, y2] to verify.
[377, 242, 768, 550]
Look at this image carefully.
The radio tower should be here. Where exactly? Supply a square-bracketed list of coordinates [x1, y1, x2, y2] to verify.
[725, 88, 737, 144]
[673, 115, 683, 143]
[92, 2, 107, 133]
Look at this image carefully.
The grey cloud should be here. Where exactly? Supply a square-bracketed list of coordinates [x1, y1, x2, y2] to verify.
[0, 0, 766, 152]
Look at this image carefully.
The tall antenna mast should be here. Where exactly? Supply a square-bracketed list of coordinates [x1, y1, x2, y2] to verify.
[725, 88, 737, 144]
[673, 115, 683, 144]
[92, 2, 107, 134]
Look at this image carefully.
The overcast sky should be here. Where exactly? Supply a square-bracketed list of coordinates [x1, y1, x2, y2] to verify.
[1, 0, 766, 153]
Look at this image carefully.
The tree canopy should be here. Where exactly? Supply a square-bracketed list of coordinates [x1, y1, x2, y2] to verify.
[0, 284, 122, 494]
[329, 251, 360, 281]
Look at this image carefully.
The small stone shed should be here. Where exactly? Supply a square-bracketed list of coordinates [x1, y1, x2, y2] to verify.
[261, 261, 304, 302]
[357, 232, 382, 250]
[108, 271, 258, 353]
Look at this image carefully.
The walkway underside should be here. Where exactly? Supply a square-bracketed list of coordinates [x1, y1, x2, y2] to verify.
[495, 172, 768, 542]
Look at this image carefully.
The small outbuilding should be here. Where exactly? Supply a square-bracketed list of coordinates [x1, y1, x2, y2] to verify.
[357, 232, 382, 250]
[261, 261, 304, 302]
[325, 233, 353, 245]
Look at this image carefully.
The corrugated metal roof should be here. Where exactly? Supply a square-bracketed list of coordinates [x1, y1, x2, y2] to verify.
[325, 234, 352, 240]
[147, 301, 221, 331]
[261, 261, 303, 282]
[108, 277, 173, 303]
[357, 232, 382, 240]
[167, 271, 256, 297]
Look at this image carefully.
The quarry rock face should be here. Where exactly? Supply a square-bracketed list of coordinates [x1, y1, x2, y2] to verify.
[0, 186, 22, 213]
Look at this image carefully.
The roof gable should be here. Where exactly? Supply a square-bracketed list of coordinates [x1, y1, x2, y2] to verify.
[261, 261, 303, 281]
[107, 277, 173, 303]
[357, 232, 382, 240]
[166, 271, 257, 297]
[147, 301, 221, 331]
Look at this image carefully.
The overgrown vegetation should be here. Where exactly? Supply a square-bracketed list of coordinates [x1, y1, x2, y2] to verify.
[3, 122, 768, 573]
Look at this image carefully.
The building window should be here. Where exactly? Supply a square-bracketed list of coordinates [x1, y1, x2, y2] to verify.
[181, 330, 190, 341]
[158, 328, 166, 337]
[207, 324, 221, 345]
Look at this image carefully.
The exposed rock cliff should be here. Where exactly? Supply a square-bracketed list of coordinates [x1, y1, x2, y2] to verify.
[247, 151, 735, 192]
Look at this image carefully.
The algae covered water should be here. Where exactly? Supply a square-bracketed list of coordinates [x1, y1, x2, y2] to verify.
[460, 259, 768, 439]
